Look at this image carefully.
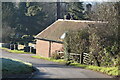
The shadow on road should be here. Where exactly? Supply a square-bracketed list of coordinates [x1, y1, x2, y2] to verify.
[32, 63, 85, 69]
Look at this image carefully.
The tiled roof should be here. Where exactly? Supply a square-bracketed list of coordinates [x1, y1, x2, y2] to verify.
[35, 19, 105, 41]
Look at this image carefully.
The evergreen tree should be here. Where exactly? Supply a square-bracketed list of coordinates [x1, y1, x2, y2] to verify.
[2, 2, 16, 27]
[68, 2, 85, 20]
[2, 2, 16, 42]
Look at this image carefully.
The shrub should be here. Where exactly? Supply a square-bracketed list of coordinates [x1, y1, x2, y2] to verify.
[51, 52, 62, 59]
[64, 28, 89, 63]
[63, 22, 119, 67]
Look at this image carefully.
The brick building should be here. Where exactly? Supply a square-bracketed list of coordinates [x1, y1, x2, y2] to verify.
[35, 19, 104, 58]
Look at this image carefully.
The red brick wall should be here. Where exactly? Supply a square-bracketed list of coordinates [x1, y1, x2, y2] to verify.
[51, 42, 63, 56]
[36, 40, 49, 57]
[36, 40, 63, 58]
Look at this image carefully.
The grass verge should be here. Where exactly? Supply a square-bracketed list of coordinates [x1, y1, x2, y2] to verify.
[1, 57, 35, 75]
[31, 56, 66, 64]
[0, 47, 32, 54]
[70, 63, 119, 76]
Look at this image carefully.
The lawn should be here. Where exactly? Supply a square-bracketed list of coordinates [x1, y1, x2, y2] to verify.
[1, 58, 35, 75]
[0, 47, 32, 54]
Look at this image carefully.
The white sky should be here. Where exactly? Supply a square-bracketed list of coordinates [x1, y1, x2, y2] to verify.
[1, 0, 120, 2]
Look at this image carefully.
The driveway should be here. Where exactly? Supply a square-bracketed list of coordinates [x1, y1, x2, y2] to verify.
[1, 49, 112, 79]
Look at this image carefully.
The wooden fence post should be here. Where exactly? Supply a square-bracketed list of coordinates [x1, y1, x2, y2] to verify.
[80, 53, 83, 64]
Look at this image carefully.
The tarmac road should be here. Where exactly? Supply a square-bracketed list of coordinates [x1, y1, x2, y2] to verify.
[1, 49, 112, 79]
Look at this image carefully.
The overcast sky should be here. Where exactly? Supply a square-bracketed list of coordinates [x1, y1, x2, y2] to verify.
[1, 0, 119, 2]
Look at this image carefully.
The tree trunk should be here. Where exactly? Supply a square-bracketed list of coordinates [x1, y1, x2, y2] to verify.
[94, 55, 100, 66]
[57, 0, 60, 19]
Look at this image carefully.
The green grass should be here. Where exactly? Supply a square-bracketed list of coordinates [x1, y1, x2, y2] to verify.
[70, 63, 119, 76]
[1, 57, 35, 75]
[0, 47, 32, 54]
[69, 63, 87, 68]
[86, 66, 119, 76]
[31, 56, 67, 64]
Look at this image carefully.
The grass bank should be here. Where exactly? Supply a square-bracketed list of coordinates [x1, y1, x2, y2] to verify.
[70, 63, 119, 76]
[32, 55, 119, 77]
[31, 56, 66, 64]
[0, 47, 32, 54]
[1, 57, 35, 75]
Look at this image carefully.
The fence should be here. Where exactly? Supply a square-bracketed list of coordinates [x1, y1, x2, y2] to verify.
[68, 52, 90, 64]
[0, 43, 10, 48]
[83, 53, 90, 65]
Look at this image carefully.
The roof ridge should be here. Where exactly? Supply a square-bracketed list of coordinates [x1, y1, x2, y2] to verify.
[58, 19, 107, 23]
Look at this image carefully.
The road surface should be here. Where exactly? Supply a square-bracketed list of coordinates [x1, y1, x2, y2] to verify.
[1, 49, 112, 79]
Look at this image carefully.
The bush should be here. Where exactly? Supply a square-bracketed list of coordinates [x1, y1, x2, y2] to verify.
[64, 28, 89, 63]
[51, 53, 62, 59]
